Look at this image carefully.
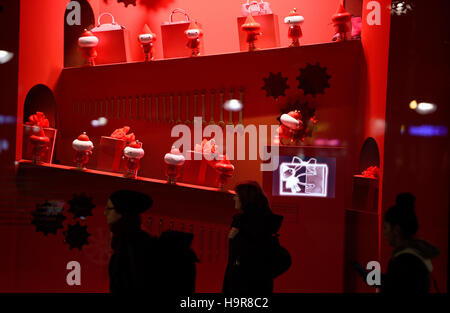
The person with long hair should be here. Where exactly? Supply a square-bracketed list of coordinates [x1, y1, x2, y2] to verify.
[223, 181, 287, 294]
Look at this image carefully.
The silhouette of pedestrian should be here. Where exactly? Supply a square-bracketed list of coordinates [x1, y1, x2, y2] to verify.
[105, 190, 198, 294]
[223, 181, 290, 294]
[381, 192, 440, 293]
[105, 190, 158, 294]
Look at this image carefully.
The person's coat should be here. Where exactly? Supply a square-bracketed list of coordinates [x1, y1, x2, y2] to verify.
[108, 217, 198, 294]
[223, 211, 284, 294]
[381, 239, 440, 293]
[108, 218, 159, 294]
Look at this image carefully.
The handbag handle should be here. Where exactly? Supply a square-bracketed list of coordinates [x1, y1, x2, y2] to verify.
[245, 0, 264, 8]
[169, 8, 190, 23]
[97, 12, 116, 26]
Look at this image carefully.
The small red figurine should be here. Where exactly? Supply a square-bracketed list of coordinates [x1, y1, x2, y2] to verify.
[78, 29, 98, 66]
[123, 140, 144, 179]
[138, 24, 156, 61]
[284, 8, 304, 47]
[275, 110, 318, 145]
[277, 111, 303, 143]
[185, 20, 203, 57]
[214, 156, 235, 190]
[29, 127, 50, 164]
[331, 0, 352, 42]
[72, 132, 94, 169]
[241, 14, 262, 52]
[164, 146, 185, 184]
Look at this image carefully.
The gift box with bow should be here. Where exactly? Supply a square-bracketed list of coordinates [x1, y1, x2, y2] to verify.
[96, 126, 135, 173]
[22, 112, 57, 163]
[182, 139, 221, 187]
[279, 156, 328, 197]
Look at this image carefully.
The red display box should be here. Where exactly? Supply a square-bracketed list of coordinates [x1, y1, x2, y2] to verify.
[351, 175, 379, 213]
[22, 126, 57, 164]
[96, 136, 127, 173]
[237, 14, 280, 51]
[181, 151, 219, 187]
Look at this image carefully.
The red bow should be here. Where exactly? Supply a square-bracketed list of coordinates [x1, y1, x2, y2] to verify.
[110, 126, 135, 143]
[25, 112, 49, 128]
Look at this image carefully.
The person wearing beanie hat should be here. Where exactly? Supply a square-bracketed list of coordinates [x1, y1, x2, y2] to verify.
[352, 192, 440, 293]
[105, 190, 158, 294]
[105, 190, 198, 295]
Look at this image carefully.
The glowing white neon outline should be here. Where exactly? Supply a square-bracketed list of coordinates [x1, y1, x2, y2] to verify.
[279, 157, 329, 197]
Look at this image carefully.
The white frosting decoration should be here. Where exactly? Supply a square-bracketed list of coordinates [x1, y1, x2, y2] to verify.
[139, 33, 155, 44]
[164, 153, 185, 165]
[78, 36, 99, 47]
[185, 29, 200, 39]
[123, 146, 145, 159]
[284, 15, 304, 25]
[280, 113, 301, 130]
[72, 139, 94, 151]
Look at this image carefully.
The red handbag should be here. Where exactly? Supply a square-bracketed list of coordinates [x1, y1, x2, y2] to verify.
[161, 9, 204, 58]
[91, 13, 131, 65]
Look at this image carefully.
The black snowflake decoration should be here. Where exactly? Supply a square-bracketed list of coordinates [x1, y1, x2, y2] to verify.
[64, 222, 91, 250]
[278, 99, 318, 143]
[31, 200, 66, 236]
[262, 72, 289, 100]
[296, 63, 331, 97]
[68, 193, 95, 219]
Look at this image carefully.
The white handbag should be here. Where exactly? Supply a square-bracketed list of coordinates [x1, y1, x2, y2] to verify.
[241, 0, 272, 16]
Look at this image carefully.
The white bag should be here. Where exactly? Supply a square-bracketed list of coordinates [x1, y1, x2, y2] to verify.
[241, 0, 272, 16]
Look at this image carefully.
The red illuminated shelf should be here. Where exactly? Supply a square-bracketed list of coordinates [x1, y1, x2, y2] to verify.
[16, 160, 235, 223]
[62, 40, 361, 71]
[17, 159, 233, 194]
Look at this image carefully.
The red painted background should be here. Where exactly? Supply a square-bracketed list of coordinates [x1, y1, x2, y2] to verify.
[1, 0, 447, 293]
